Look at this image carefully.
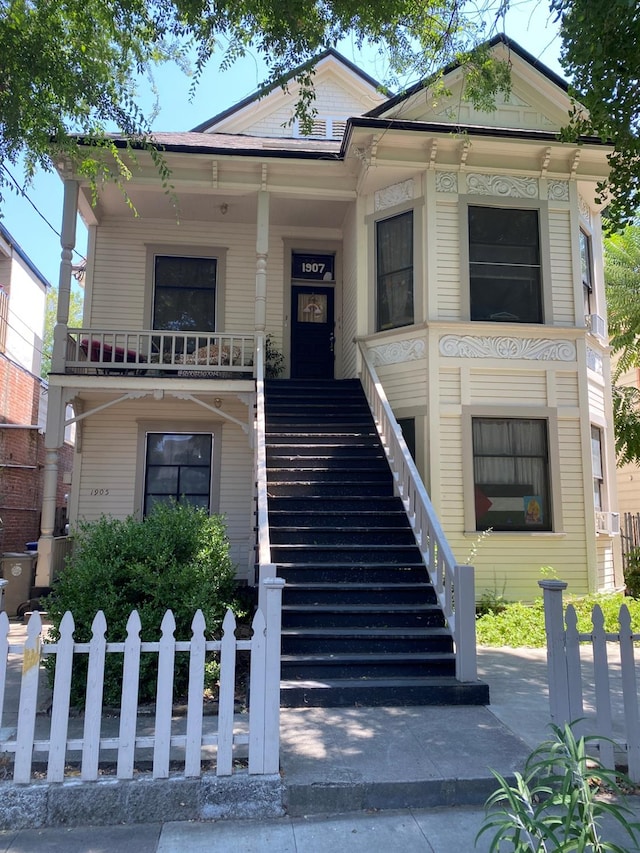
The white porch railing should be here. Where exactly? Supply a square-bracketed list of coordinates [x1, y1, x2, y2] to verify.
[253, 333, 277, 614]
[0, 579, 284, 784]
[64, 329, 255, 376]
[357, 342, 478, 682]
[540, 579, 640, 782]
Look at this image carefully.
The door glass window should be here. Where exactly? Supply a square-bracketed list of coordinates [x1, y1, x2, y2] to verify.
[297, 293, 327, 323]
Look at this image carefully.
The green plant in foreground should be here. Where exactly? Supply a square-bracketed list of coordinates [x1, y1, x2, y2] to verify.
[477, 723, 640, 852]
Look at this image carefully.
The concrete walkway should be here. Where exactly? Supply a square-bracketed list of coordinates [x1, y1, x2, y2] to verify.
[1, 622, 639, 851]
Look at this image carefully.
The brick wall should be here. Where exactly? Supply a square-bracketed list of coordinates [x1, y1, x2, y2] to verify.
[0, 354, 74, 554]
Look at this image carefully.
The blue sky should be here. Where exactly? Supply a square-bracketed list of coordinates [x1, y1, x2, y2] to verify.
[0, 2, 563, 291]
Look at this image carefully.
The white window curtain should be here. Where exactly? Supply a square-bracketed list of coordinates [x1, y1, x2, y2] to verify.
[473, 418, 547, 496]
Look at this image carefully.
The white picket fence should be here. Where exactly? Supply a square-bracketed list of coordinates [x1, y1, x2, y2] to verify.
[0, 578, 284, 784]
[540, 579, 640, 781]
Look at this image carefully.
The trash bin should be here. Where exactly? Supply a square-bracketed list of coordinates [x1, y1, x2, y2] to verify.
[1, 552, 37, 617]
[0, 578, 7, 613]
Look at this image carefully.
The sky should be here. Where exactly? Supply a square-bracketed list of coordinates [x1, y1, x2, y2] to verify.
[0, 1, 564, 291]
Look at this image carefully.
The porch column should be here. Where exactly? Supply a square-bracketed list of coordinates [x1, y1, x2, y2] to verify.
[255, 190, 270, 332]
[51, 179, 79, 373]
[36, 385, 65, 587]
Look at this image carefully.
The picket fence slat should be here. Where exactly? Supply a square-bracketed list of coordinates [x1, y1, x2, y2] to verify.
[117, 611, 142, 779]
[591, 605, 615, 768]
[47, 611, 75, 782]
[564, 606, 585, 731]
[216, 610, 237, 776]
[14, 612, 43, 784]
[618, 606, 640, 779]
[184, 610, 206, 778]
[0, 581, 284, 785]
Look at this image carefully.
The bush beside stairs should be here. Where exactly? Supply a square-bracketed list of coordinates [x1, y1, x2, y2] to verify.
[265, 378, 489, 708]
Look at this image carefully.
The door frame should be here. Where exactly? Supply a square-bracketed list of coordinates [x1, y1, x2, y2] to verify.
[283, 240, 342, 378]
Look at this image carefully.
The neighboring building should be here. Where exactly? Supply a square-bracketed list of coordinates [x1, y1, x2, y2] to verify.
[39, 35, 621, 608]
[613, 364, 640, 520]
[0, 224, 72, 560]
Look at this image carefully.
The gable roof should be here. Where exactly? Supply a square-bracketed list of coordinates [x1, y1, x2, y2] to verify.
[365, 34, 569, 120]
[192, 47, 387, 133]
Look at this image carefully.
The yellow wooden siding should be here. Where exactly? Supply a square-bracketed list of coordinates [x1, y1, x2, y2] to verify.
[435, 202, 461, 320]
[587, 380, 605, 421]
[548, 210, 574, 325]
[469, 370, 548, 404]
[439, 368, 461, 405]
[72, 397, 253, 581]
[377, 358, 428, 408]
[555, 372, 579, 407]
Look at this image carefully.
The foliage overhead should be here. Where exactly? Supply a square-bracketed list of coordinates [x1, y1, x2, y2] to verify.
[604, 225, 640, 464]
[0, 0, 496, 198]
[551, 0, 640, 229]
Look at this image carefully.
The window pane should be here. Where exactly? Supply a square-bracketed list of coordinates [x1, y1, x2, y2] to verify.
[154, 256, 216, 332]
[144, 433, 212, 515]
[472, 418, 550, 531]
[376, 211, 414, 330]
[469, 207, 542, 324]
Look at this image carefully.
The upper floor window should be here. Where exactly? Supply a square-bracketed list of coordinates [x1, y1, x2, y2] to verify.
[153, 256, 217, 332]
[472, 417, 551, 532]
[580, 229, 593, 316]
[376, 210, 414, 332]
[591, 425, 604, 511]
[469, 206, 542, 324]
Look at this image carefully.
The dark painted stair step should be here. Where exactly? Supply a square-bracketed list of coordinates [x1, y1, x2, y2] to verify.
[269, 527, 417, 546]
[283, 582, 437, 605]
[266, 433, 378, 445]
[267, 496, 405, 512]
[268, 512, 409, 529]
[281, 626, 453, 655]
[279, 677, 490, 708]
[280, 651, 456, 679]
[265, 422, 375, 433]
[267, 469, 392, 484]
[267, 447, 385, 462]
[271, 544, 421, 564]
[282, 603, 446, 629]
[276, 563, 428, 583]
[267, 481, 395, 497]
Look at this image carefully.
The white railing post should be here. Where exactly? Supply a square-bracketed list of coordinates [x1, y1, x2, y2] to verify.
[262, 577, 285, 774]
[539, 579, 571, 726]
[454, 563, 478, 682]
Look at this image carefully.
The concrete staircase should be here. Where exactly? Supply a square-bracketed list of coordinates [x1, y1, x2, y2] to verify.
[265, 378, 489, 707]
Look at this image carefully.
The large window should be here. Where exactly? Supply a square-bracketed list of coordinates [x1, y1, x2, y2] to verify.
[472, 417, 551, 531]
[153, 255, 217, 332]
[469, 206, 542, 324]
[144, 432, 212, 516]
[376, 211, 414, 331]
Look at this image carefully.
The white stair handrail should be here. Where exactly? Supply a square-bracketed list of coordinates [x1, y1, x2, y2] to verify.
[254, 333, 277, 611]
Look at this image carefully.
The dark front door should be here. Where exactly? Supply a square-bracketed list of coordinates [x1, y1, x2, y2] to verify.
[290, 285, 335, 379]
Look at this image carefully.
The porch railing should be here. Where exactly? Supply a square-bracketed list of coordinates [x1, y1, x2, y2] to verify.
[357, 341, 478, 682]
[254, 333, 276, 614]
[64, 329, 255, 376]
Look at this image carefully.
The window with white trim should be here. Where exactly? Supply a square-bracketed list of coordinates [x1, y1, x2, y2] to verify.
[580, 229, 594, 316]
[468, 205, 542, 323]
[143, 432, 212, 516]
[591, 425, 604, 511]
[153, 255, 217, 332]
[376, 210, 414, 331]
[472, 417, 551, 531]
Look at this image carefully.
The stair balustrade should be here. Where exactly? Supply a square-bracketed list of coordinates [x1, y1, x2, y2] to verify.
[254, 333, 277, 613]
[357, 342, 478, 683]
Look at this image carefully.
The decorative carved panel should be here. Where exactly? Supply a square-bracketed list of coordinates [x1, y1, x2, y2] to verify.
[370, 338, 426, 366]
[547, 180, 569, 202]
[466, 173, 538, 198]
[578, 194, 593, 226]
[374, 179, 415, 211]
[439, 334, 576, 361]
[435, 172, 458, 193]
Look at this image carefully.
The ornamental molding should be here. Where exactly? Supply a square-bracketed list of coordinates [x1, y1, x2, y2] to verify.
[547, 180, 569, 202]
[370, 338, 426, 366]
[436, 172, 458, 193]
[578, 194, 592, 226]
[439, 334, 576, 361]
[374, 179, 415, 211]
[466, 173, 538, 198]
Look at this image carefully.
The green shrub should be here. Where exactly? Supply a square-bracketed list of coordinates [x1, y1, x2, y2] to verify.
[624, 546, 640, 598]
[476, 593, 640, 648]
[45, 502, 242, 707]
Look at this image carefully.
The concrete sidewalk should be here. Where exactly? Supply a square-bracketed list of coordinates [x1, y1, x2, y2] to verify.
[1, 623, 639, 851]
